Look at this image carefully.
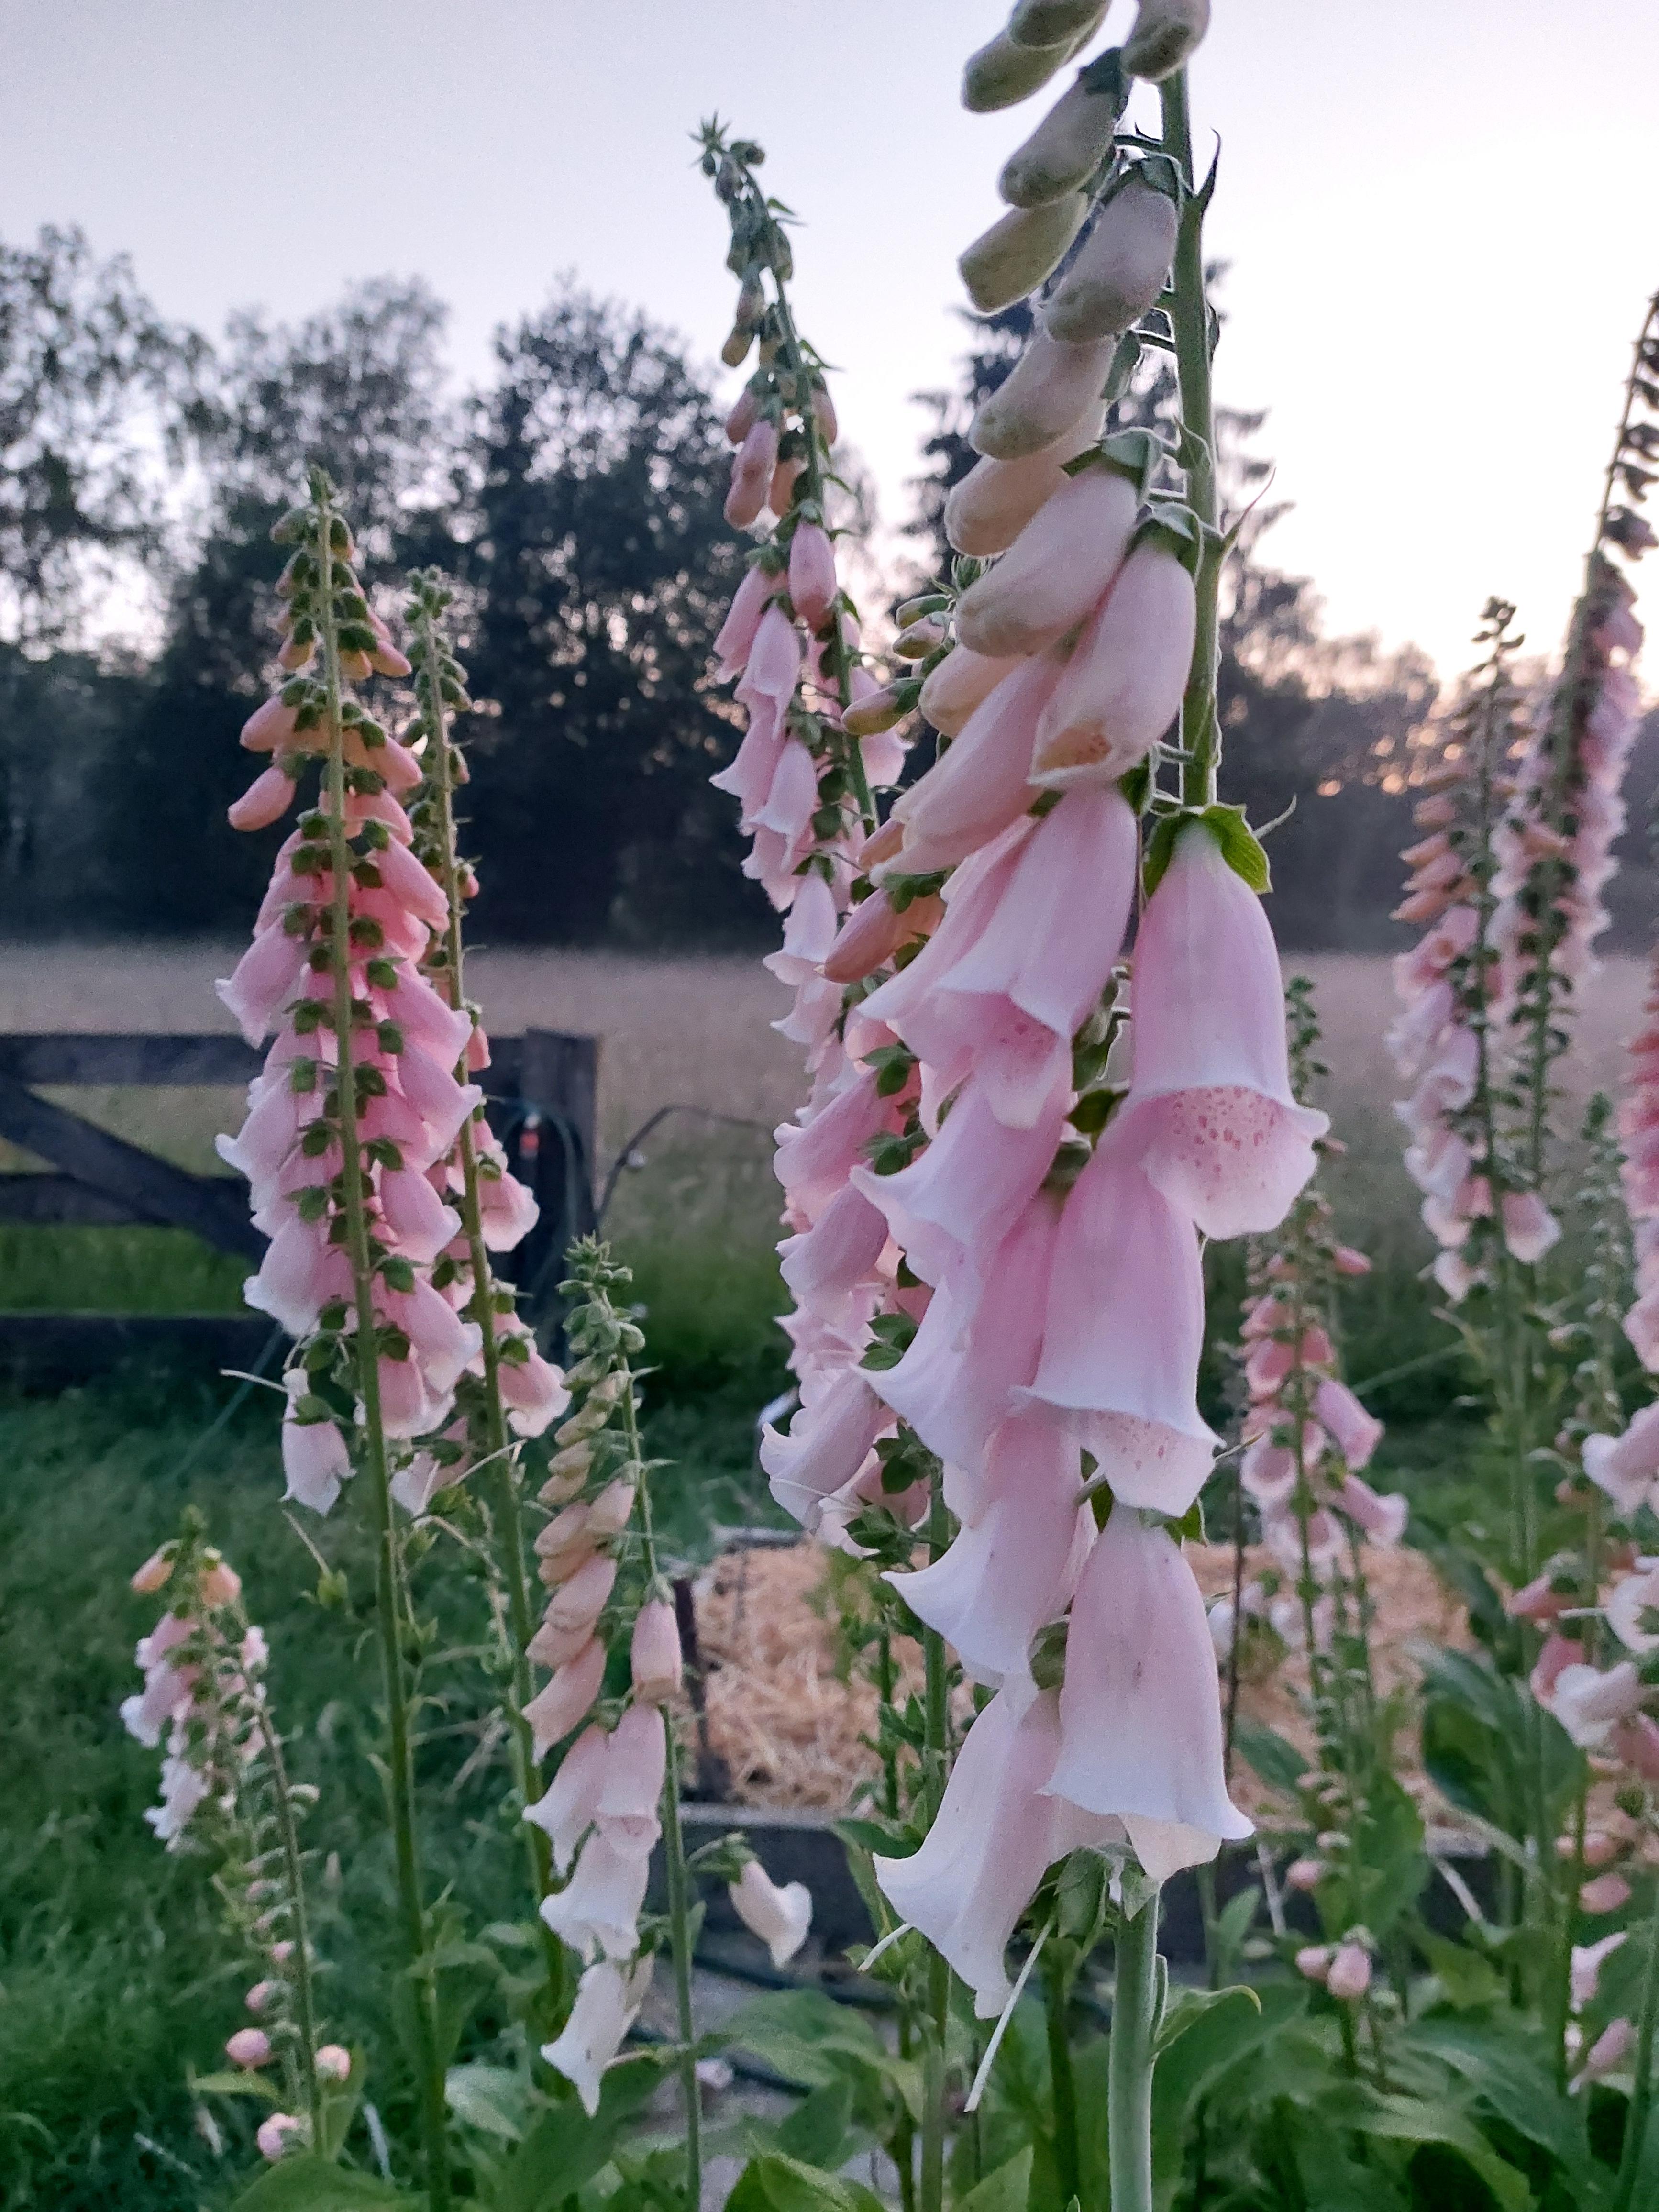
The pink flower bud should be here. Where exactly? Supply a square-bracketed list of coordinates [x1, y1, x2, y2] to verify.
[256, 2113, 305, 2162]
[1332, 1245, 1372, 1277]
[523, 1637, 607, 1759]
[229, 765, 298, 832]
[226, 2028, 272, 2067]
[1295, 1945, 1332, 1984]
[788, 523, 838, 630]
[631, 1598, 683, 1703]
[1580, 1870, 1633, 1915]
[199, 1558, 243, 1609]
[130, 1548, 174, 1594]
[1577, 2017, 1636, 2086]
[1285, 1858, 1327, 1892]
[1326, 1942, 1372, 2002]
[315, 2044, 352, 2083]
[269, 1940, 295, 1964]
[245, 1980, 281, 2013]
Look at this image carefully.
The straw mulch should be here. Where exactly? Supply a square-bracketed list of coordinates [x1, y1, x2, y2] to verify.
[691, 1536, 1470, 1826]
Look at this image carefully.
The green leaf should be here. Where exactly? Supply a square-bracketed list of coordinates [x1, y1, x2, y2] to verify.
[774, 2080, 859, 2169]
[446, 2061, 530, 2143]
[190, 2068, 286, 2106]
[725, 2153, 887, 2212]
[721, 1988, 922, 2124]
[1199, 803, 1271, 893]
[492, 2056, 669, 2212]
[957, 2146, 1033, 2212]
[1320, 2086, 1530, 2212]
[228, 2159, 411, 2210]
[1412, 1925, 1504, 2011]
[1150, 1984, 1281, 2210]
[1407, 2017, 1598, 2191]
[1231, 1720, 1307, 1795]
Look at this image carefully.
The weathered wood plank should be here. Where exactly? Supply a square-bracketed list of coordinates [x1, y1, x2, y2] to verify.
[0, 1073, 265, 1261]
[0, 1035, 263, 1086]
[0, 1174, 144, 1226]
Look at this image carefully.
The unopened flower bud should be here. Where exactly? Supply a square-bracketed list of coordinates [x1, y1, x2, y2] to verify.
[256, 2113, 305, 2163]
[199, 1557, 243, 1609]
[892, 616, 949, 660]
[1326, 1942, 1372, 2002]
[1294, 1945, 1332, 1985]
[226, 2028, 272, 2068]
[1000, 72, 1125, 208]
[842, 684, 909, 739]
[962, 20, 1102, 113]
[631, 1597, 683, 1703]
[1008, 0, 1110, 47]
[130, 1547, 174, 1594]
[1044, 175, 1180, 344]
[245, 1980, 281, 2013]
[586, 1478, 638, 1538]
[1284, 1858, 1326, 1892]
[1122, 0, 1211, 80]
[960, 194, 1090, 316]
[315, 2044, 352, 2084]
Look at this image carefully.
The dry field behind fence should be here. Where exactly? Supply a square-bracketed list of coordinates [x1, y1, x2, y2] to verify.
[3, 940, 1647, 1259]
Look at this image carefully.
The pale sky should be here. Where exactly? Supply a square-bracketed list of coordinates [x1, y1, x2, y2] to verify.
[4, 0, 1658, 682]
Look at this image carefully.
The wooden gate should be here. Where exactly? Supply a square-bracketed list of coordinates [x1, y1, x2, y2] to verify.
[0, 1030, 597, 1388]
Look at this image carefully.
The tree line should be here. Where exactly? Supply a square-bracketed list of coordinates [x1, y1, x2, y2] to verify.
[2, 226, 1650, 949]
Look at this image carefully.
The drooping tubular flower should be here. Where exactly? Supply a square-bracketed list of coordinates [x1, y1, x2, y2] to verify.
[1387, 602, 1558, 1303]
[122, 1519, 330, 2145]
[216, 486, 502, 1510]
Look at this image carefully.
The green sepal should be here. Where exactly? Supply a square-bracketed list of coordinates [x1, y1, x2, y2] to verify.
[1142, 805, 1271, 899]
[1064, 426, 1170, 502]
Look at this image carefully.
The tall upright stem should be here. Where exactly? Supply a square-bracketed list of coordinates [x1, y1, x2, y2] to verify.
[1109, 1893, 1161, 2212]
[1045, 1958, 1082, 2207]
[1160, 70, 1220, 808]
[315, 497, 450, 2208]
[257, 1698, 324, 2148]
[919, 1459, 952, 2212]
[414, 601, 549, 1915]
[620, 1373, 702, 2212]
[769, 287, 877, 834]
[1613, 1854, 1659, 2212]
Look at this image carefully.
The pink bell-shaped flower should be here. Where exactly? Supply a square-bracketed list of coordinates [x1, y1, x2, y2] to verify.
[1016, 1126, 1217, 1515]
[760, 1366, 895, 1527]
[541, 1825, 656, 1962]
[885, 652, 1061, 877]
[874, 1687, 1121, 2018]
[852, 1078, 1068, 1294]
[886, 1407, 1089, 1684]
[870, 1189, 1061, 1500]
[1045, 1504, 1251, 1874]
[730, 1858, 814, 1968]
[1118, 822, 1327, 1239]
[863, 786, 1137, 1129]
[523, 1722, 610, 1875]
[542, 1958, 655, 2117]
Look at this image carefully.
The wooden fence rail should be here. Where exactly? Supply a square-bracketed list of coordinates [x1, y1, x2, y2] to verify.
[0, 1030, 597, 1389]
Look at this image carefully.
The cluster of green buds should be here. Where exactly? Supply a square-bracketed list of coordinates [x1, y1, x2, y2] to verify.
[124, 1513, 333, 2153]
[520, 1240, 677, 1765]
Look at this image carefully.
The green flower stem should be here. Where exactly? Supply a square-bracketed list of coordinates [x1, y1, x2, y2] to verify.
[253, 1674, 324, 2150]
[315, 488, 451, 2210]
[618, 1368, 702, 2212]
[412, 597, 550, 1918]
[1108, 1891, 1161, 2212]
[1044, 1955, 1082, 2207]
[919, 1461, 952, 2212]
[1159, 68, 1220, 809]
[768, 284, 877, 835]
[1613, 1851, 1659, 2212]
